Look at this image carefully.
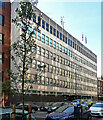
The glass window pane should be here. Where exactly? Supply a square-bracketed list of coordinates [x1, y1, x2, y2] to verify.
[46, 36, 49, 45]
[42, 34, 45, 42]
[53, 41, 56, 48]
[42, 20, 45, 29]
[50, 39, 53, 47]
[33, 15, 36, 23]
[46, 23, 49, 31]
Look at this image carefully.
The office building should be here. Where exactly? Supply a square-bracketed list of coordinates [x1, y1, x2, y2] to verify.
[11, 1, 97, 102]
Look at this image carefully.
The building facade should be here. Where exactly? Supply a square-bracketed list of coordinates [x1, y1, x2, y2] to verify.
[97, 77, 103, 100]
[0, 0, 11, 106]
[11, 2, 97, 102]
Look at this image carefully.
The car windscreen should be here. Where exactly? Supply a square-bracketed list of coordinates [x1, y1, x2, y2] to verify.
[92, 104, 103, 107]
[63, 106, 74, 113]
[55, 105, 68, 113]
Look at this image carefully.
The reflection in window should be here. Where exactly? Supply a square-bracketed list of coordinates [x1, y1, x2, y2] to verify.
[37, 32, 41, 40]
[42, 20, 45, 29]
[37, 46, 41, 55]
[57, 31, 59, 38]
[46, 36, 49, 45]
[50, 39, 53, 47]
[41, 48, 45, 56]
[33, 15, 36, 23]
[53, 28, 56, 36]
[60, 33, 62, 40]
[41, 76, 45, 85]
[0, 14, 4, 26]
[42, 34, 45, 43]
[46, 23, 49, 31]
[0, 0, 5, 8]
[53, 41, 56, 48]
[33, 29, 36, 38]
[32, 59, 36, 68]
[59, 44, 62, 51]
[50, 26, 52, 34]
[56, 42, 59, 50]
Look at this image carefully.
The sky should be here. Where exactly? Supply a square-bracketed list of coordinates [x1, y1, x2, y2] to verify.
[11, 0, 101, 77]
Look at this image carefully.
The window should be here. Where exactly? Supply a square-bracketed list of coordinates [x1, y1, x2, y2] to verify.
[41, 76, 45, 85]
[32, 59, 36, 68]
[38, 16, 41, 26]
[0, 14, 4, 26]
[46, 36, 49, 45]
[50, 26, 52, 34]
[65, 48, 67, 54]
[33, 15, 36, 23]
[62, 46, 65, 53]
[57, 31, 59, 38]
[68, 49, 70, 56]
[59, 44, 62, 51]
[63, 35, 65, 42]
[37, 61, 41, 69]
[50, 39, 53, 47]
[75, 43, 76, 49]
[56, 67, 59, 74]
[45, 77, 49, 85]
[42, 34, 45, 43]
[53, 79, 56, 86]
[37, 32, 41, 40]
[27, 26, 31, 34]
[60, 33, 62, 40]
[46, 23, 49, 31]
[65, 37, 67, 43]
[0, 71, 4, 82]
[0, 0, 5, 8]
[53, 28, 56, 36]
[60, 80, 62, 87]
[59, 56, 62, 64]
[45, 50, 49, 58]
[0, 52, 4, 64]
[53, 41, 56, 48]
[73, 42, 74, 48]
[56, 42, 59, 50]
[0, 33, 4, 44]
[68, 39, 70, 45]
[70, 40, 72, 47]
[37, 46, 41, 55]
[41, 48, 45, 57]
[49, 52, 53, 60]
[42, 20, 45, 29]
[46, 64, 49, 72]
[33, 29, 36, 38]
[49, 78, 53, 86]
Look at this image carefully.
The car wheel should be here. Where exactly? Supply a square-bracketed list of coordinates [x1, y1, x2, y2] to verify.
[32, 109, 35, 113]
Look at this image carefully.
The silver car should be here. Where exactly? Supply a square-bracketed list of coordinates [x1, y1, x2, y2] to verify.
[89, 102, 103, 117]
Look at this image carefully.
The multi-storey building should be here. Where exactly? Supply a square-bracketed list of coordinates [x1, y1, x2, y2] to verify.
[11, 1, 97, 102]
[0, 0, 11, 106]
[97, 77, 103, 100]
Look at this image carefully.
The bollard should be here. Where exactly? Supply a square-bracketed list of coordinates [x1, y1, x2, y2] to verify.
[28, 104, 31, 120]
[12, 105, 16, 120]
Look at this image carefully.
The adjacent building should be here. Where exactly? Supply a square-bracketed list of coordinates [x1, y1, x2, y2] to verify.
[0, 0, 11, 106]
[11, 1, 97, 103]
[97, 77, 103, 100]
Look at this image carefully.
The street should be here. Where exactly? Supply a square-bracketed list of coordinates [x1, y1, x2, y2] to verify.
[33, 111, 103, 120]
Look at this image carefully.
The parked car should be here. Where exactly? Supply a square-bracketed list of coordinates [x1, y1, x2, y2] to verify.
[47, 102, 69, 113]
[46, 104, 90, 120]
[40, 102, 53, 111]
[0, 108, 36, 120]
[16, 102, 38, 112]
[89, 102, 103, 117]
